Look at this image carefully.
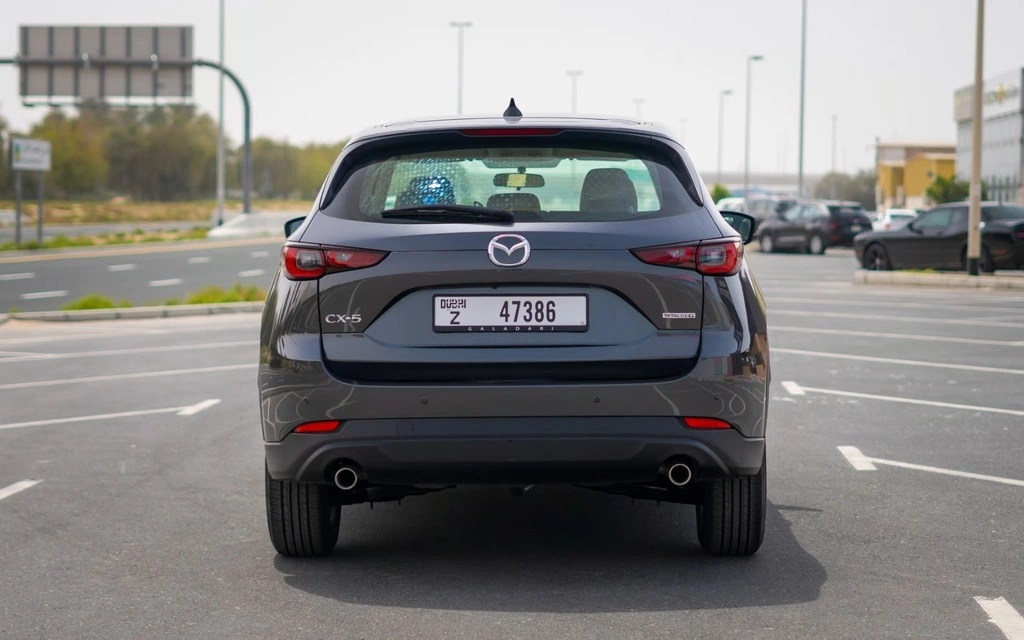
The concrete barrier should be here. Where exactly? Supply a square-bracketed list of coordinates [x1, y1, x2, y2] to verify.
[854, 270, 1024, 289]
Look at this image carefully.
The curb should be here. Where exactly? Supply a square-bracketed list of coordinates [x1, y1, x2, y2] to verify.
[3, 302, 264, 323]
[854, 270, 1024, 289]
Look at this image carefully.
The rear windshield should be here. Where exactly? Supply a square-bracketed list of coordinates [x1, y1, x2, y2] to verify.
[829, 205, 865, 217]
[984, 205, 1024, 221]
[322, 144, 702, 223]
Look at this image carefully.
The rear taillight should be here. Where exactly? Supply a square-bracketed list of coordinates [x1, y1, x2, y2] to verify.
[282, 245, 388, 280]
[683, 417, 732, 429]
[293, 420, 342, 434]
[632, 240, 743, 276]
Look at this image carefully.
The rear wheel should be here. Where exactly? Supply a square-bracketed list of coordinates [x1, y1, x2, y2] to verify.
[807, 234, 826, 255]
[696, 453, 766, 556]
[863, 244, 891, 270]
[759, 233, 775, 253]
[266, 464, 341, 557]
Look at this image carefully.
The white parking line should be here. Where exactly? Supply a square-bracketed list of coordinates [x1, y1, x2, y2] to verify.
[0, 480, 43, 502]
[251, 250, 269, 258]
[774, 347, 1024, 376]
[0, 272, 34, 281]
[238, 269, 265, 278]
[837, 446, 877, 470]
[0, 322, 258, 347]
[975, 597, 1024, 639]
[19, 290, 68, 300]
[780, 381, 805, 396]
[770, 295, 1024, 315]
[188, 256, 211, 264]
[0, 340, 256, 364]
[176, 398, 220, 416]
[772, 325, 1024, 347]
[794, 384, 1024, 417]
[839, 447, 1024, 487]
[771, 308, 1024, 329]
[106, 263, 137, 272]
[0, 363, 255, 390]
[0, 398, 220, 431]
[149, 278, 183, 287]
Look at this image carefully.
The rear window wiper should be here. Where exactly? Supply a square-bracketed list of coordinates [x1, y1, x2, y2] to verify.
[379, 204, 514, 223]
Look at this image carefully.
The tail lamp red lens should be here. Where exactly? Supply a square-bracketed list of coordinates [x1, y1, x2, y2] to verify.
[683, 417, 732, 429]
[293, 420, 342, 434]
[282, 246, 388, 280]
[632, 239, 743, 276]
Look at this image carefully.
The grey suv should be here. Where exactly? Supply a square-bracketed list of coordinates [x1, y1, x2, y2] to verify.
[260, 107, 770, 557]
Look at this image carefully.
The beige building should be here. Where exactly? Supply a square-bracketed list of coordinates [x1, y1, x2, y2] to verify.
[876, 141, 956, 210]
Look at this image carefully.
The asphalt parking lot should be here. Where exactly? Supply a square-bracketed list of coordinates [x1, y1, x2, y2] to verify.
[1, 248, 1022, 639]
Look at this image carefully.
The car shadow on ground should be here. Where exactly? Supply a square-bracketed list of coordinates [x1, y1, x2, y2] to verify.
[273, 486, 825, 613]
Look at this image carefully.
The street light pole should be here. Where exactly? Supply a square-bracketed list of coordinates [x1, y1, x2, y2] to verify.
[216, 0, 225, 223]
[831, 114, 838, 173]
[450, 21, 472, 114]
[797, 0, 807, 197]
[967, 0, 984, 276]
[744, 55, 764, 200]
[567, 70, 582, 114]
[717, 89, 732, 185]
[633, 98, 646, 120]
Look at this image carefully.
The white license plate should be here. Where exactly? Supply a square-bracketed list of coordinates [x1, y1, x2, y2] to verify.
[433, 295, 588, 333]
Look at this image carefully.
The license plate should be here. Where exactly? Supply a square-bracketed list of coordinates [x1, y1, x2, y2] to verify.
[433, 295, 588, 333]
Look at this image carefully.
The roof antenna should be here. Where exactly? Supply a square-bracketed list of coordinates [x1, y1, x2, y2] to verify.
[503, 98, 522, 121]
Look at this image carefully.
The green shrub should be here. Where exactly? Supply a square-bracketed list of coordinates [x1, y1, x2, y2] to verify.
[61, 294, 134, 311]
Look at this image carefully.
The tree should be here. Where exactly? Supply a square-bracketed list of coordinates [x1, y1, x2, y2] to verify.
[710, 183, 730, 203]
[29, 109, 108, 197]
[813, 170, 876, 210]
[925, 175, 983, 204]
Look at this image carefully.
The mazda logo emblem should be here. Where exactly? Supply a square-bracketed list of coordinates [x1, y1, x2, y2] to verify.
[487, 234, 531, 267]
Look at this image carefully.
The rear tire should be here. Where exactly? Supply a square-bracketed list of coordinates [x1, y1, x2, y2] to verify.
[266, 464, 341, 557]
[807, 234, 826, 255]
[696, 454, 766, 556]
[863, 244, 891, 270]
[759, 234, 775, 253]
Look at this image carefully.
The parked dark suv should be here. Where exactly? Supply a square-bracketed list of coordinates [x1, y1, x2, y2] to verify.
[757, 199, 872, 254]
[745, 195, 798, 230]
[260, 106, 770, 558]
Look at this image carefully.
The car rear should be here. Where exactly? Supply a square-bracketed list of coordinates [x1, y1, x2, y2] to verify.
[827, 203, 873, 245]
[259, 118, 769, 557]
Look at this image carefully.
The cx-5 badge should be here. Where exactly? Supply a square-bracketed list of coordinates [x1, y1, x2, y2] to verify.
[487, 234, 531, 267]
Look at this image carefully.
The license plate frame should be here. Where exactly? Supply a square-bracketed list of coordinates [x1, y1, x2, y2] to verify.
[432, 294, 589, 333]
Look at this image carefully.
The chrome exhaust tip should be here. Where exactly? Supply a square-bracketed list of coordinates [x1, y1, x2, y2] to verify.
[666, 462, 693, 487]
[334, 466, 360, 491]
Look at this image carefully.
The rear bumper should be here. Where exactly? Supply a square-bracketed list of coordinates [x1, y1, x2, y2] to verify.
[265, 416, 766, 485]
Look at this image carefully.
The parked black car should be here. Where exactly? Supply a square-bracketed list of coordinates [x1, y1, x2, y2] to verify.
[745, 195, 798, 230]
[854, 202, 1024, 271]
[757, 200, 872, 254]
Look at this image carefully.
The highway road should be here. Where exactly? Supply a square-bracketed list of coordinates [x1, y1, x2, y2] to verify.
[0, 237, 283, 312]
[1, 251, 1023, 638]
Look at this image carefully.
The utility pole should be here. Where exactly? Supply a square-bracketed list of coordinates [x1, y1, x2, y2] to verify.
[216, 0, 226, 224]
[797, 0, 807, 197]
[966, 0, 984, 276]
[450, 21, 472, 114]
[717, 89, 732, 185]
[831, 114, 838, 173]
[744, 55, 764, 200]
[567, 70, 582, 114]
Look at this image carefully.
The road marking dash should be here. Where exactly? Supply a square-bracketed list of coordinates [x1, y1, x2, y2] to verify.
[0, 401, 219, 431]
[871, 458, 1024, 488]
[250, 250, 269, 258]
[148, 278, 183, 287]
[106, 263, 137, 272]
[837, 446, 877, 471]
[238, 269, 265, 278]
[771, 308, 1024, 329]
[187, 256, 211, 264]
[774, 347, 1024, 376]
[0, 480, 43, 502]
[176, 398, 221, 416]
[20, 290, 68, 300]
[800, 385, 1024, 417]
[781, 381, 805, 396]
[975, 597, 1024, 639]
[0, 340, 255, 364]
[772, 325, 1024, 348]
[0, 363, 254, 391]
[0, 272, 34, 281]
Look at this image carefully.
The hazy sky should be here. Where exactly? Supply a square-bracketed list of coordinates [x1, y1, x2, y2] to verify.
[2, 0, 1023, 176]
